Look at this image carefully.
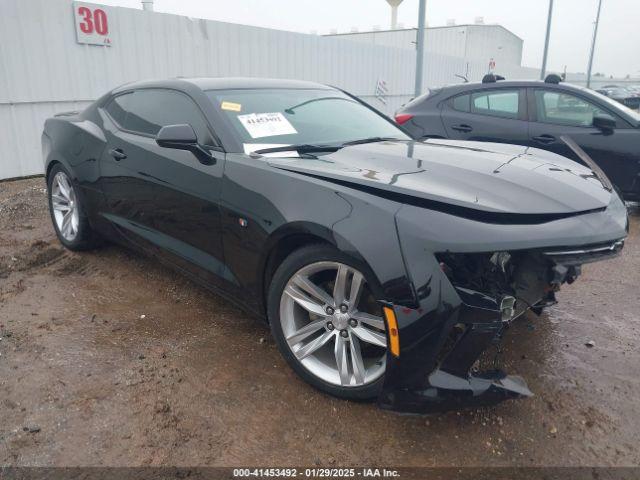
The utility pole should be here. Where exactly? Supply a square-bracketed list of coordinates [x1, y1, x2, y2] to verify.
[414, 0, 427, 98]
[586, 0, 603, 88]
[540, 0, 554, 79]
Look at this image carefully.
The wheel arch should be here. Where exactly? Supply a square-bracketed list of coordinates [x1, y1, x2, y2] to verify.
[44, 149, 78, 184]
[45, 158, 62, 181]
[259, 221, 383, 318]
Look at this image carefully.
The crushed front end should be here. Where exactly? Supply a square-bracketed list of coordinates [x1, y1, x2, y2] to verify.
[378, 197, 628, 414]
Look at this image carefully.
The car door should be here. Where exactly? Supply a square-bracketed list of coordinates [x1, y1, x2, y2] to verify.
[441, 88, 529, 146]
[99, 88, 230, 288]
[527, 87, 640, 197]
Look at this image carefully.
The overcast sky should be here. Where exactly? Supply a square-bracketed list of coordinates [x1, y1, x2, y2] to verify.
[97, 0, 640, 77]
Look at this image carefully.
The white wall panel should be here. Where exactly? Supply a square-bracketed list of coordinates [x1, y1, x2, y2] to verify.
[0, 0, 540, 180]
[0, 101, 92, 179]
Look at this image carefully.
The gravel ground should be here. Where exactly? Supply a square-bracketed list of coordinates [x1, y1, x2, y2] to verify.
[0, 177, 638, 467]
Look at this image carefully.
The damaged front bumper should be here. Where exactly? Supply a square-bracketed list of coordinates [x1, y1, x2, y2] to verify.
[377, 239, 625, 414]
[378, 296, 532, 414]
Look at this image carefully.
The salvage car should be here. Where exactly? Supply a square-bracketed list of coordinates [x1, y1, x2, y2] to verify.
[395, 75, 640, 202]
[42, 78, 628, 412]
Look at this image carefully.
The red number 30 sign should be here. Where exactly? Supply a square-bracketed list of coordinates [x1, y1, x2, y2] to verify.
[78, 6, 109, 35]
[74, 2, 112, 46]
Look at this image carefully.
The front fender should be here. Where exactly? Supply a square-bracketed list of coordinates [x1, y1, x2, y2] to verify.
[331, 192, 415, 307]
[220, 155, 420, 316]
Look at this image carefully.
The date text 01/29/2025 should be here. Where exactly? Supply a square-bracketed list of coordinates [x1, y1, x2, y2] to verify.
[232, 467, 400, 478]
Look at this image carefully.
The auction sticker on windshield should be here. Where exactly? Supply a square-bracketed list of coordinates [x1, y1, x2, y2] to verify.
[237, 112, 297, 138]
[221, 101, 242, 112]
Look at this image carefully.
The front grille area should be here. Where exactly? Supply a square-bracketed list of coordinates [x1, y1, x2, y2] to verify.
[436, 251, 518, 300]
[436, 250, 555, 320]
[436, 240, 624, 322]
[542, 239, 624, 265]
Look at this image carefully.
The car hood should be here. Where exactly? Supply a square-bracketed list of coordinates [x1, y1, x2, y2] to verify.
[266, 139, 613, 217]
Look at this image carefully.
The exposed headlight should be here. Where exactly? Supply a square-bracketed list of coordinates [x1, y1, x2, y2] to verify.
[500, 296, 516, 322]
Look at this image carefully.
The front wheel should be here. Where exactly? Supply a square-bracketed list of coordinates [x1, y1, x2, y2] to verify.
[268, 245, 387, 400]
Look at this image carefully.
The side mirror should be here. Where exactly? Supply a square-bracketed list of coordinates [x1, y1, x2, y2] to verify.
[592, 113, 616, 132]
[156, 124, 197, 148]
[156, 124, 215, 165]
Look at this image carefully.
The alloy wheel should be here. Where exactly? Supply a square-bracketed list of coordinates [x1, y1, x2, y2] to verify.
[51, 171, 80, 242]
[279, 261, 387, 387]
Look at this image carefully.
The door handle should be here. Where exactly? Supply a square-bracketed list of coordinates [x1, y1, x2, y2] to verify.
[451, 124, 473, 133]
[532, 134, 556, 144]
[108, 148, 127, 161]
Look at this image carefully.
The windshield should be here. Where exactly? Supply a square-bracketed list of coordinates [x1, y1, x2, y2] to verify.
[206, 88, 409, 152]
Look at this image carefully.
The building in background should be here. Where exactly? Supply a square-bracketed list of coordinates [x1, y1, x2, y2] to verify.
[1, 0, 539, 180]
[325, 23, 524, 71]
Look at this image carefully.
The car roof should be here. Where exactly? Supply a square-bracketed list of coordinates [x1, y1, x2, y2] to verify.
[112, 77, 333, 94]
[433, 79, 592, 94]
[401, 79, 593, 110]
[401, 78, 640, 127]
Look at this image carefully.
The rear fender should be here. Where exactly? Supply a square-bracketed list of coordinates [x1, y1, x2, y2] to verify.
[43, 116, 108, 220]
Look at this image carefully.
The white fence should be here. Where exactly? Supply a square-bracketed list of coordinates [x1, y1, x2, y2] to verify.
[0, 0, 540, 180]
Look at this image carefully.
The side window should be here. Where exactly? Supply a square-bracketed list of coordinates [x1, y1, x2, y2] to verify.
[105, 93, 134, 127]
[124, 89, 215, 145]
[471, 90, 520, 119]
[535, 90, 607, 127]
[451, 94, 470, 112]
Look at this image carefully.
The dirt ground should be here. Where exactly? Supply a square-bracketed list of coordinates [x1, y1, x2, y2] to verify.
[0, 177, 638, 468]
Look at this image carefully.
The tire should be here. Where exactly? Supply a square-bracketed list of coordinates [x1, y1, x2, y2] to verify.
[268, 244, 388, 400]
[47, 163, 100, 251]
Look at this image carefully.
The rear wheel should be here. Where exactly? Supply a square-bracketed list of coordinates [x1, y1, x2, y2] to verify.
[268, 245, 387, 400]
[47, 164, 100, 251]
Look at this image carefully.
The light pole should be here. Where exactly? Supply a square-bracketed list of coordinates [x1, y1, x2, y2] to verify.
[414, 0, 427, 98]
[540, 0, 554, 79]
[586, 0, 603, 88]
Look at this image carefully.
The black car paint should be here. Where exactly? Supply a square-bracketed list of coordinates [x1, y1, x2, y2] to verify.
[397, 80, 640, 201]
[43, 78, 628, 413]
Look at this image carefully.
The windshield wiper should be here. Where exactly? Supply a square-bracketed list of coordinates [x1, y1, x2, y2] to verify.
[340, 137, 405, 147]
[253, 144, 340, 155]
[253, 137, 404, 156]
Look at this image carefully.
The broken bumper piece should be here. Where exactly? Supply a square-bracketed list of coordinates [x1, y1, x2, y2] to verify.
[378, 369, 532, 414]
[376, 295, 533, 414]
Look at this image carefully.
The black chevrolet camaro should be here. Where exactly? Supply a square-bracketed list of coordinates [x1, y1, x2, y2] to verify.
[42, 78, 628, 413]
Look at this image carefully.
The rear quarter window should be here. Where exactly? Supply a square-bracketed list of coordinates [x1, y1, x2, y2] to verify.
[451, 94, 470, 112]
[471, 90, 519, 119]
[105, 93, 134, 127]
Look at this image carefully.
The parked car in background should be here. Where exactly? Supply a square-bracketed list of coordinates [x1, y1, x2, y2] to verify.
[42, 78, 627, 413]
[595, 85, 640, 110]
[396, 76, 640, 202]
[626, 85, 640, 96]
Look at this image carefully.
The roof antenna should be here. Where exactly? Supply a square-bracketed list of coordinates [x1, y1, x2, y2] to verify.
[455, 62, 470, 83]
